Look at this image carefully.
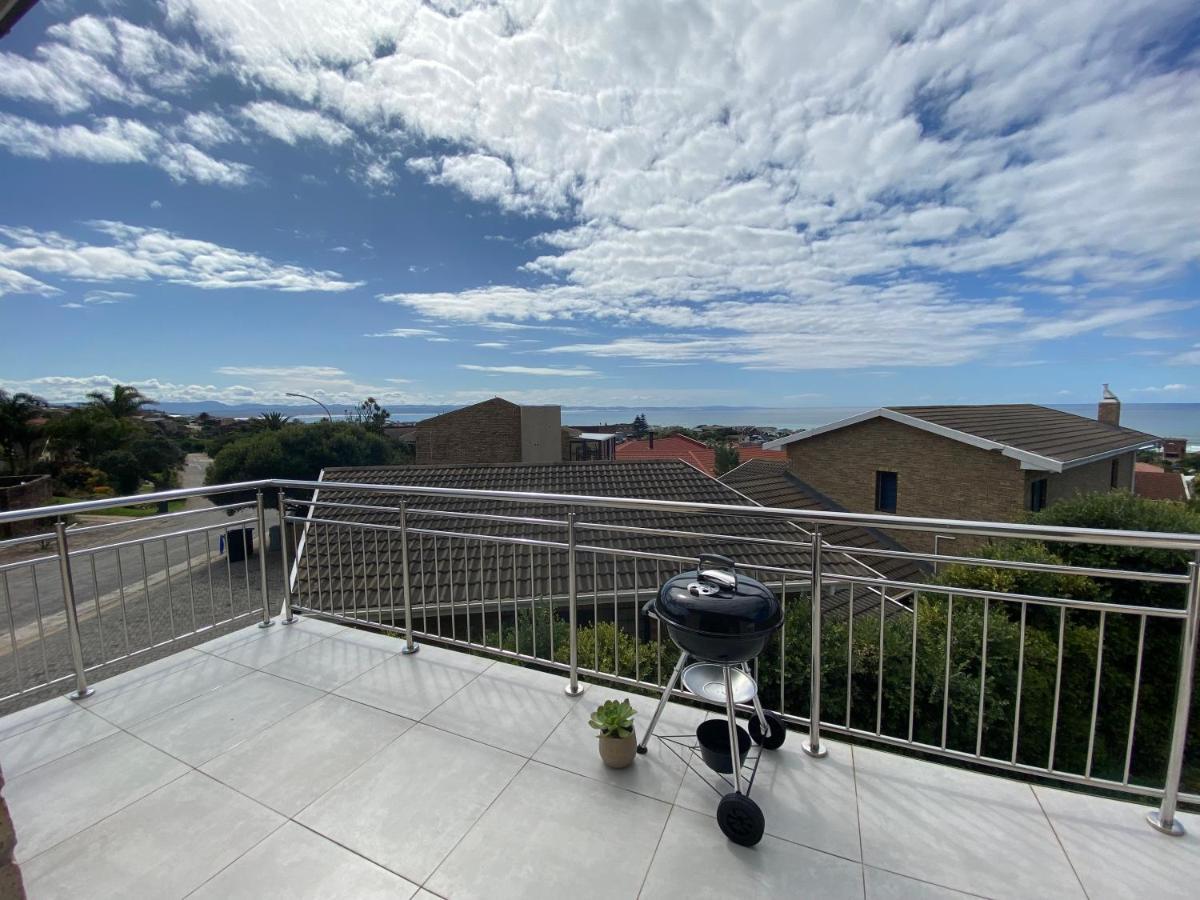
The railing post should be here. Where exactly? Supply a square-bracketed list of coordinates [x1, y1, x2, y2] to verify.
[803, 525, 827, 758]
[54, 520, 93, 700]
[255, 489, 273, 629]
[399, 500, 418, 654]
[564, 509, 585, 696]
[1147, 552, 1200, 836]
[277, 490, 295, 625]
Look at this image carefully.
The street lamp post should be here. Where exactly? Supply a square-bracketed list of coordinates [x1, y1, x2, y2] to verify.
[285, 391, 332, 421]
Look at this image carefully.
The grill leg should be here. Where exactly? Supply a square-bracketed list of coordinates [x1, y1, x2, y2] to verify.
[724, 666, 743, 795]
[637, 652, 689, 754]
[744, 663, 770, 733]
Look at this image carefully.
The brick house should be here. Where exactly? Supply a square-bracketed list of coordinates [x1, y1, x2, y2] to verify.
[764, 394, 1158, 551]
[413, 397, 564, 465]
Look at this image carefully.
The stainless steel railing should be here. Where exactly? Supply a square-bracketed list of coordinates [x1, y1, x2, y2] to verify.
[0, 475, 1197, 836]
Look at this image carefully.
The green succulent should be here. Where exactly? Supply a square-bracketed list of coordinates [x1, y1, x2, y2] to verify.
[588, 698, 636, 739]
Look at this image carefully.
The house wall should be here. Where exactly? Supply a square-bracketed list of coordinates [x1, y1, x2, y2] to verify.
[414, 399, 522, 465]
[783, 418, 1028, 552]
[0, 474, 52, 540]
[519, 406, 562, 463]
[1029, 451, 1135, 505]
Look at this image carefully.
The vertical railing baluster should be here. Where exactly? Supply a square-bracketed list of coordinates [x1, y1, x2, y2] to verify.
[88, 554, 106, 660]
[54, 521, 92, 700]
[1085, 610, 1106, 778]
[1048, 607, 1066, 771]
[975, 598, 990, 757]
[1122, 614, 1146, 785]
[1011, 601, 1027, 765]
[876, 585, 886, 737]
[803, 526, 826, 758]
[400, 500, 417, 654]
[2, 572, 23, 691]
[255, 489, 273, 628]
[941, 594, 953, 749]
[278, 491, 295, 624]
[846, 582, 854, 728]
[1149, 551, 1200, 836]
[908, 593, 919, 744]
[564, 510, 584, 696]
[115, 549, 131, 655]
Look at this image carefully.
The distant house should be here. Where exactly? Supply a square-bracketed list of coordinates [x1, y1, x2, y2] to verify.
[413, 397, 563, 465]
[1134, 463, 1189, 502]
[616, 433, 787, 476]
[562, 429, 617, 461]
[764, 389, 1158, 551]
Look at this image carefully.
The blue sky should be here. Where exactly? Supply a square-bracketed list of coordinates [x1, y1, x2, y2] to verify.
[1, 0, 1199, 410]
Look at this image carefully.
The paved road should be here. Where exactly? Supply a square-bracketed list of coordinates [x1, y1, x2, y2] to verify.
[0, 454, 294, 712]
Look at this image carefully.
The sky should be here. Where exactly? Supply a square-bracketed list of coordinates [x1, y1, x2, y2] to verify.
[1, 0, 1199, 411]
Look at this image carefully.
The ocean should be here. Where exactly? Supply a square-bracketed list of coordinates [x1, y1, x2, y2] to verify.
[289, 403, 1200, 442]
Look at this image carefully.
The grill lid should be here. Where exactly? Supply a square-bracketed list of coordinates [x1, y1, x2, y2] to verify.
[651, 553, 781, 637]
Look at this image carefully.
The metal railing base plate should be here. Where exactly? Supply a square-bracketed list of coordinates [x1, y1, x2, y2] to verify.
[1146, 810, 1186, 836]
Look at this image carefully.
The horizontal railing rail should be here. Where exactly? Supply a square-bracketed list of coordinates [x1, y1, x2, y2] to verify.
[1, 477, 1197, 836]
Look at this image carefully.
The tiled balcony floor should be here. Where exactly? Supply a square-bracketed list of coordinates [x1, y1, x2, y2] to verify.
[2, 617, 1198, 899]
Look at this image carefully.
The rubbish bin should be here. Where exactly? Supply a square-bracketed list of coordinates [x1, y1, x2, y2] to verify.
[227, 527, 254, 563]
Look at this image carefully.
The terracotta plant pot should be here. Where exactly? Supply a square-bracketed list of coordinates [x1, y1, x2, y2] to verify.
[598, 733, 637, 768]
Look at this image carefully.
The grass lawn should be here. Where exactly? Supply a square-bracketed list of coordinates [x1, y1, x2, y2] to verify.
[52, 496, 187, 517]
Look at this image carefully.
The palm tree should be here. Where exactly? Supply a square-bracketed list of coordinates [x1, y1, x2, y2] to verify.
[87, 384, 153, 419]
[0, 390, 48, 473]
[254, 411, 292, 431]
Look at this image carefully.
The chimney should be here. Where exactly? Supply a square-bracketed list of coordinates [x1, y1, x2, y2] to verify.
[1098, 384, 1121, 427]
[648, 431, 654, 448]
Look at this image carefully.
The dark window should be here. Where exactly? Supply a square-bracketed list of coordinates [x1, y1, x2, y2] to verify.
[875, 471, 898, 513]
[1030, 478, 1048, 512]
[1110, 458, 1120, 488]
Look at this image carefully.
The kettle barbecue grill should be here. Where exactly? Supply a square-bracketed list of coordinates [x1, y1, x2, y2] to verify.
[636, 554, 787, 846]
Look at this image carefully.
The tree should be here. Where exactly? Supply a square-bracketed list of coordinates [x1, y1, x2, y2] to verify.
[714, 444, 740, 475]
[254, 411, 292, 431]
[87, 384, 153, 419]
[632, 414, 648, 437]
[347, 397, 390, 433]
[46, 406, 131, 465]
[0, 390, 47, 473]
[204, 421, 407, 504]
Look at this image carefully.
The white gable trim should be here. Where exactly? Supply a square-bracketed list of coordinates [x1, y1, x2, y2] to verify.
[764, 408, 1070, 472]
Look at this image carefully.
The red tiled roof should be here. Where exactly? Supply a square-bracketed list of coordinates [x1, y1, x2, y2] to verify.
[615, 435, 785, 475]
[1135, 462, 1165, 473]
[1134, 471, 1188, 502]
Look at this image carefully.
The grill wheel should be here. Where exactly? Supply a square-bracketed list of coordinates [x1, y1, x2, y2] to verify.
[717, 793, 765, 847]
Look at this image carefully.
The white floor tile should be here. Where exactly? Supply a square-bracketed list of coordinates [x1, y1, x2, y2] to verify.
[21, 771, 283, 899]
[84, 653, 252, 728]
[1034, 785, 1200, 900]
[211, 626, 327, 668]
[533, 681, 705, 803]
[427, 761, 671, 900]
[674, 725, 861, 860]
[189, 821, 419, 900]
[264, 634, 397, 691]
[201, 694, 412, 816]
[422, 660, 573, 756]
[128, 670, 322, 766]
[0, 695, 76, 743]
[854, 746, 1084, 899]
[865, 866, 980, 898]
[297, 723, 524, 884]
[334, 644, 491, 720]
[0, 706, 117, 778]
[194, 624, 274, 655]
[640, 805, 865, 900]
[6, 731, 187, 862]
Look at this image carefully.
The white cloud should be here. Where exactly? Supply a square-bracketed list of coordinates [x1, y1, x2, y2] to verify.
[475, 342, 507, 348]
[364, 328, 438, 338]
[0, 221, 363, 294]
[181, 110, 239, 147]
[160, 0, 1200, 369]
[0, 14, 210, 113]
[1129, 383, 1189, 393]
[0, 265, 59, 298]
[215, 366, 347, 377]
[0, 112, 251, 185]
[458, 364, 598, 377]
[1166, 346, 1200, 366]
[240, 101, 353, 146]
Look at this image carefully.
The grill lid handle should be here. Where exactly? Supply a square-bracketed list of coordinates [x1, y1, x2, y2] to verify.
[697, 553, 737, 591]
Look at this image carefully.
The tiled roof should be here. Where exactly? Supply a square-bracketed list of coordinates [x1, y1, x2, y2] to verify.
[1134, 471, 1188, 502]
[615, 435, 785, 476]
[767, 404, 1157, 470]
[719, 458, 925, 588]
[886, 405, 1157, 464]
[1135, 462, 1165, 473]
[293, 460, 906, 621]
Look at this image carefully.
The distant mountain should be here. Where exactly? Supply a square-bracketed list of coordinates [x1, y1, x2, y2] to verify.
[145, 401, 457, 418]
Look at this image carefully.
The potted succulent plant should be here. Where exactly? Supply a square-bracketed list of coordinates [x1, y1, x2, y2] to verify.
[589, 698, 637, 768]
